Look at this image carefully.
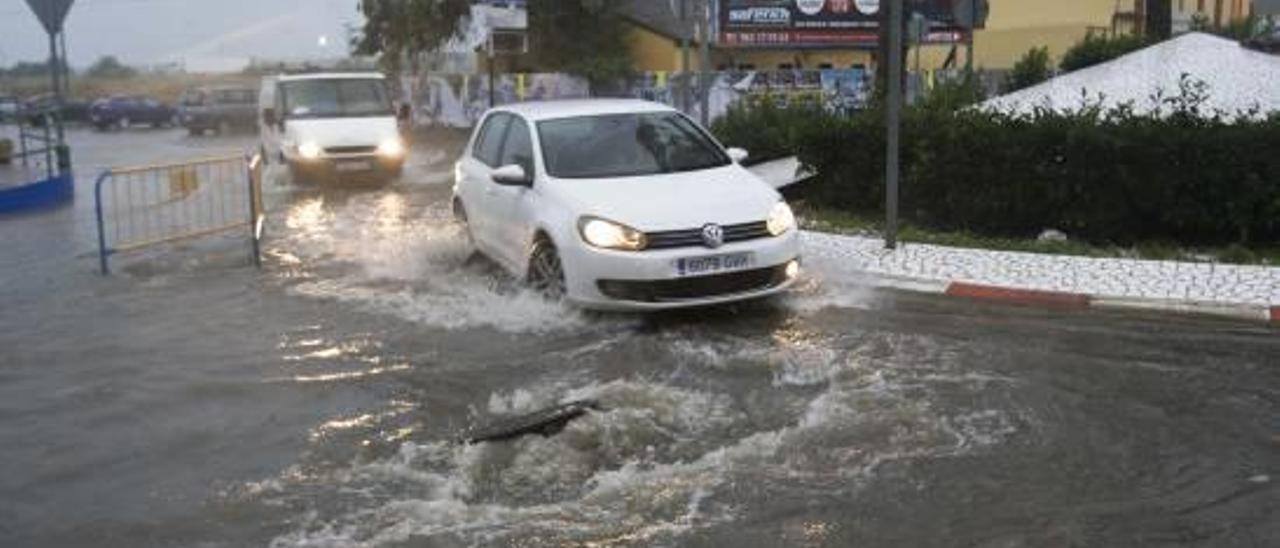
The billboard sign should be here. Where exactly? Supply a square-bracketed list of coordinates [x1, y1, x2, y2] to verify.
[719, 0, 965, 48]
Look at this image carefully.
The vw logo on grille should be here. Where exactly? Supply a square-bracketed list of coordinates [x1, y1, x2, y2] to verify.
[701, 223, 725, 248]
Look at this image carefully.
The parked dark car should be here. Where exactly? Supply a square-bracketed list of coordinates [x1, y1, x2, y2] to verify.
[0, 95, 20, 122]
[89, 96, 177, 130]
[18, 94, 90, 126]
[179, 86, 258, 136]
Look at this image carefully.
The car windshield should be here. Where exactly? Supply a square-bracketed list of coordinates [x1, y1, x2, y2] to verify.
[280, 78, 391, 119]
[537, 112, 730, 178]
[213, 89, 255, 104]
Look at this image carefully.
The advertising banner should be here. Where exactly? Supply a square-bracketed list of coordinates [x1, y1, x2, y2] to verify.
[408, 69, 874, 128]
[719, 0, 966, 48]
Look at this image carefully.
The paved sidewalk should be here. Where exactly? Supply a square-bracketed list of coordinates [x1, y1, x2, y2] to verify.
[802, 231, 1280, 322]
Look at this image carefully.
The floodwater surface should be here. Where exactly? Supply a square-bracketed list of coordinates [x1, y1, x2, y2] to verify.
[1, 128, 1277, 547]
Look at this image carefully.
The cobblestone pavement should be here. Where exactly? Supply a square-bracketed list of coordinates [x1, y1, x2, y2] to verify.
[802, 231, 1280, 316]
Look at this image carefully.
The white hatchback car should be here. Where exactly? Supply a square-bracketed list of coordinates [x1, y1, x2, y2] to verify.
[453, 99, 801, 310]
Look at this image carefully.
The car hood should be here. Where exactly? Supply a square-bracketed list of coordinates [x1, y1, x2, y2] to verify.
[547, 165, 782, 232]
[285, 116, 398, 148]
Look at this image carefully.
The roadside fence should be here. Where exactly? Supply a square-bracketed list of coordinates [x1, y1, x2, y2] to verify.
[94, 153, 265, 274]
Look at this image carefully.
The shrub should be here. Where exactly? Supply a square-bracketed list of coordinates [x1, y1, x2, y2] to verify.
[710, 97, 827, 166]
[1002, 47, 1052, 94]
[1060, 33, 1152, 72]
[917, 72, 986, 112]
[714, 81, 1280, 247]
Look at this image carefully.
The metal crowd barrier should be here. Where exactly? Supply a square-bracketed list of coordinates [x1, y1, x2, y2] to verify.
[94, 154, 265, 275]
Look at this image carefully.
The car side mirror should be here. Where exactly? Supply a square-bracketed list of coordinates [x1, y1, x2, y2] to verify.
[262, 108, 277, 126]
[491, 164, 532, 187]
[726, 147, 749, 164]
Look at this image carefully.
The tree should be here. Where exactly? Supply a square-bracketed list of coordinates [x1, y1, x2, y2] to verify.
[0, 60, 71, 78]
[1001, 46, 1051, 94]
[524, 0, 632, 86]
[352, 0, 471, 74]
[352, 0, 632, 86]
[85, 56, 137, 79]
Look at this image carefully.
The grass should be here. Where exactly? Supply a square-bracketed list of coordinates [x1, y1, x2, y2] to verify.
[799, 207, 1280, 266]
[1, 74, 259, 103]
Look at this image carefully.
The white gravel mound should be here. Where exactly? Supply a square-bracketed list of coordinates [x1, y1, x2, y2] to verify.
[982, 33, 1280, 118]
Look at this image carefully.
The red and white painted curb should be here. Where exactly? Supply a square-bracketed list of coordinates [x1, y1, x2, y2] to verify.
[865, 277, 1279, 323]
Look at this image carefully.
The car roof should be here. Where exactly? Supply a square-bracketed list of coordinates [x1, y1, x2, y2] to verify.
[276, 72, 385, 82]
[495, 99, 677, 122]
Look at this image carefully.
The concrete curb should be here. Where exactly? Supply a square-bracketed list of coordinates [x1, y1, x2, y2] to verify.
[869, 276, 1278, 324]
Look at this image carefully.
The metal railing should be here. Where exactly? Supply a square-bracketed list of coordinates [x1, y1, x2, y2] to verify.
[15, 113, 58, 180]
[94, 154, 265, 275]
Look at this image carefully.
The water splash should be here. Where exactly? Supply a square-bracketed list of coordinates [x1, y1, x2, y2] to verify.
[272, 194, 589, 333]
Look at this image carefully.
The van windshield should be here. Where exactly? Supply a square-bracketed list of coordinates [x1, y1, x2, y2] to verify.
[280, 78, 392, 119]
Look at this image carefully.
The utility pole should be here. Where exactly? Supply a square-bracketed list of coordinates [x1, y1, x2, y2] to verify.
[679, 0, 691, 113]
[699, 0, 712, 126]
[886, 0, 903, 250]
[965, 0, 975, 73]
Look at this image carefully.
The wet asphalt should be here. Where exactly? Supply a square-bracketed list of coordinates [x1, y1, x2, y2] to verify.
[0, 126, 1277, 547]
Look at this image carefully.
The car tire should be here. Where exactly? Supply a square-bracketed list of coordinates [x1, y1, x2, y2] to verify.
[527, 238, 566, 299]
[453, 199, 475, 247]
[188, 127, 204, 137]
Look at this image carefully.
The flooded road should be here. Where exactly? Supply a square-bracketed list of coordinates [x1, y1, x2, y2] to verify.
[1, 127, 1278, 547]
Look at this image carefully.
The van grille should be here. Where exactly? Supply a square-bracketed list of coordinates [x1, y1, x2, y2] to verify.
[324, 145, 377, 155]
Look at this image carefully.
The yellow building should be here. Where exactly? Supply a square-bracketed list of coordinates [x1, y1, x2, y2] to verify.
[621, 1, 875, 72]
[963, 0, 1120, 69]
[621, 1, 1257, 74]
[969, 0, 1255, 69]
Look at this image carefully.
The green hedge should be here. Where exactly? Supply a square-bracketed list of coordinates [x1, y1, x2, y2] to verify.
[713, 93, 1280, 246]
[710, 96, 830, 166]
[1060, 33, 1152, 73]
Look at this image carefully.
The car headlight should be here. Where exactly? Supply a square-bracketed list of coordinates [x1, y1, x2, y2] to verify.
[377, 138, 405, 158]
[297, 142, 323, 160]
[767, 201, 795, 236]
[579, 217, 647, 251]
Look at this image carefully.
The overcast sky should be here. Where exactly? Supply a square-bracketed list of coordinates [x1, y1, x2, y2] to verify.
[0, 0, 364, 71]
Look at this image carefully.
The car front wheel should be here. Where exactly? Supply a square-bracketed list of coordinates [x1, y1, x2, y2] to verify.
[453, 199, 474, 245]
[527, 238, 566, 299]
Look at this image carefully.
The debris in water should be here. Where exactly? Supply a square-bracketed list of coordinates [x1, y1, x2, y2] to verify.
[461, 399, 602, 444]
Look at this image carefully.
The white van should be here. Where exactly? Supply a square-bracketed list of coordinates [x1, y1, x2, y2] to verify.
[258, 72, 409, 183]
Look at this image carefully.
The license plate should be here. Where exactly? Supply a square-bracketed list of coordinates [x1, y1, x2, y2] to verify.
[335, 160, 373, 172]
[675, 252, 753, 277]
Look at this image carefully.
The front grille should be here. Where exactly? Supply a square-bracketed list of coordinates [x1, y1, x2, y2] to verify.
[324, 145, 377, 155]
[597, 264, 788, 303]
[645, 221, 771, 250]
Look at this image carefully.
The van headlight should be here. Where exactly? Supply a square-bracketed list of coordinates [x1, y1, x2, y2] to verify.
[377, 138, 405, 158]
[579, 217, 647, 251]
[297, 142, 323, 160]
[767, 201, 795, 236]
